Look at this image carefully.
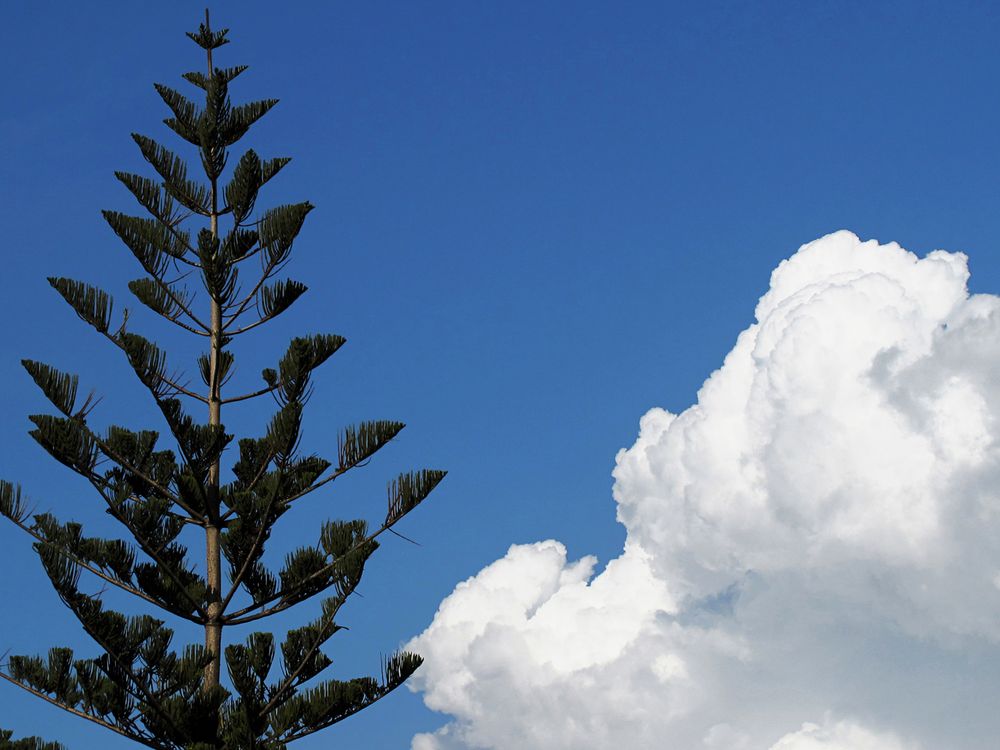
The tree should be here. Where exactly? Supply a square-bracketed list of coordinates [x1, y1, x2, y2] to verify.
[0, 11, 444, 749]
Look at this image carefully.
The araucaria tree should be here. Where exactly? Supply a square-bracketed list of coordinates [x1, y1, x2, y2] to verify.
[0, 12, 444, 750]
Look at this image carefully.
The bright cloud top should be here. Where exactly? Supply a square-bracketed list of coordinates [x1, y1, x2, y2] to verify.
[407, 231, 1000, 749]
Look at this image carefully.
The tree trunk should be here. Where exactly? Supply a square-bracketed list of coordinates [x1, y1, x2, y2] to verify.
[203, 8, 223, 692]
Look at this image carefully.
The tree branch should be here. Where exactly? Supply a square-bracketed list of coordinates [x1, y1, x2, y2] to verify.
[80, 610, 189, 742]
[218, 447, 277, 524]
[276, 684, 397, 744]
[257, 612, 336, 718]
[224, 314, 272, 337]
[224, 511, 400, 625]
[136, 267, 210, 334]
[2, 513, 201, 623]
[0, 670, 164, 749]
[220, 380, 283, 405]
[221, 248, 285, 331]
[86, 428, 205, 523]
[218, 461, 286, 614]
[97, 327, 210, 403]
[88, 478, 209, 621]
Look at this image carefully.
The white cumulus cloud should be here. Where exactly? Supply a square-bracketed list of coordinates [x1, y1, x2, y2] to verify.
[767, 718, 919, 750]
[407, 231, 1000, 749]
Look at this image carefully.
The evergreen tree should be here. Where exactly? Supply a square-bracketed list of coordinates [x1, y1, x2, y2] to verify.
[0, 12, 444, 749]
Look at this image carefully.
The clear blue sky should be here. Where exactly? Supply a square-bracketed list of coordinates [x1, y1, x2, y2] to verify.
[2, 1, 999, 747]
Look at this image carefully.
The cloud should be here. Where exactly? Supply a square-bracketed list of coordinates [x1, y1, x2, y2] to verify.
[407, 231, 1000, 749]
[767, 719, 919, 750]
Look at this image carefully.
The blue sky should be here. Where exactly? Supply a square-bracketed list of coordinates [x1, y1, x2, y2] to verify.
[2, 2, 1000, 748]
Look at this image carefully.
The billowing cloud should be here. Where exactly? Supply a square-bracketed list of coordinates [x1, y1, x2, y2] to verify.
[767, 719, 919, 750]
[407, 231, 1000, 749]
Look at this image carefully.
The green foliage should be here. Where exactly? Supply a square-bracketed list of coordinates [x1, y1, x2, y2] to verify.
[258, 203, 313, 268]
[117, 332, 172, 399]
[28, 414, 98, 475]
[1, 11, 444, 750]
[387, 469, 447, 525]
[197, 349, 234, 387]
[182, 65, 248, 90]
[21, 360, 79, 417]
[132, 134, 209, 212]
[48, 277, 114, 334]
[0, 480, 30, 525]
[115, 171, 181, 226]
[258, 279, 308, 322]
[104, 210, 191, 269]
[224, 150, 291, 224]
[265, 334, 347, 405]
[128, 277, 189, 320]
[338, 420, 405, 471]
[0, 730, 64, 750]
